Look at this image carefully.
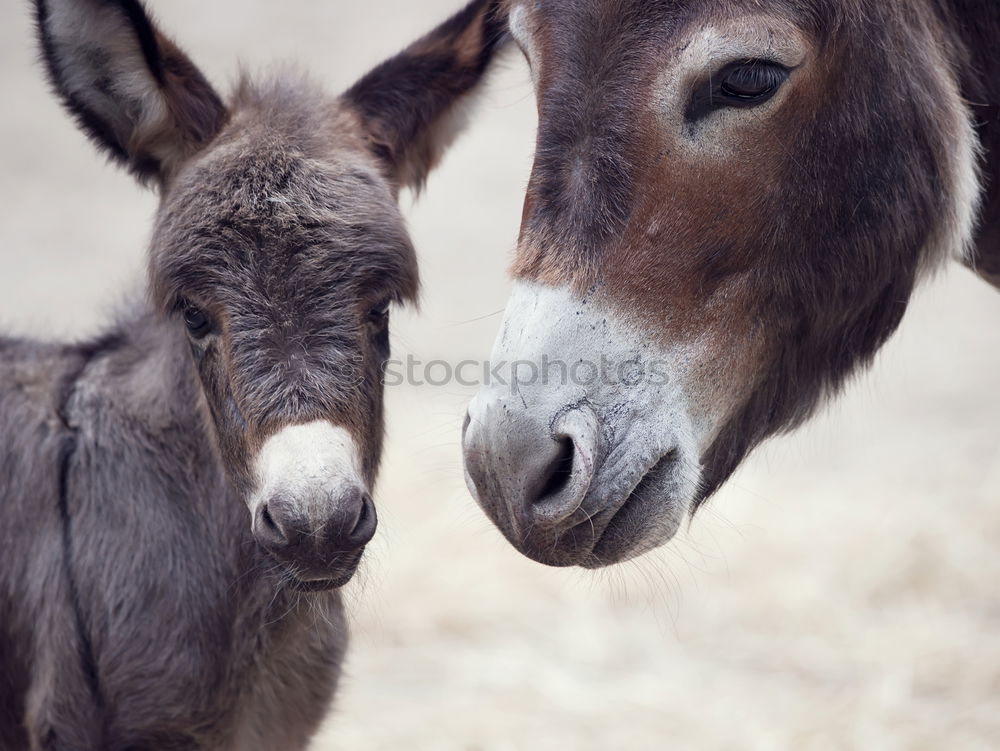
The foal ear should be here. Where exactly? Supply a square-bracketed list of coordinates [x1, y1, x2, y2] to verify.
[344, 0, 508, 190]
[33, 0, 227, 183]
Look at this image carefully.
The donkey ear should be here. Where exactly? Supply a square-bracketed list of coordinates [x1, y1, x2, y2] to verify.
[344, 0, 508, 190]
[34, 0, 227, 183]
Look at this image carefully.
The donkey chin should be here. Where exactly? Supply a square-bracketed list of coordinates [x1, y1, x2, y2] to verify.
[463, 282, 705, 568]
[247, 421, 377, 590]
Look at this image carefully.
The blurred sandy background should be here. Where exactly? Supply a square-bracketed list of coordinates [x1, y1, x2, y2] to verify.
[2, 1, 999, 748]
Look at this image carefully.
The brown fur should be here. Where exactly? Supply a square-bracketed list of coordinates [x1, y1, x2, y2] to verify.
[514, 0, 993, 496]
[464, 0, 996, 565]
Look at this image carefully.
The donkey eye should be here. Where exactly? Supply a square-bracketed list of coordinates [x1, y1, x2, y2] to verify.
[719, 61, 789, 101]
[686, 60, 791, 122]
[181, 302, 213, 339]
[367, 301, 391, 327]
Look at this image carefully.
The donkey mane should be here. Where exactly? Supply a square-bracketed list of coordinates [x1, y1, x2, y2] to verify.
[227, 72, 352, 152]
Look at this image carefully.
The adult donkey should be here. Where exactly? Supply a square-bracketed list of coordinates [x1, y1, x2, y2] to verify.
[463, 0, 998, 568]
[0, 0, 503, 748]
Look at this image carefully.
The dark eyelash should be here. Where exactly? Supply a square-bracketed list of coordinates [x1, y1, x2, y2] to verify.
[685, 60, 791, 123]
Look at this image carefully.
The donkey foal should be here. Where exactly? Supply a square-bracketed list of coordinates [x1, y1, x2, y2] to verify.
[0, 0, 505, 748]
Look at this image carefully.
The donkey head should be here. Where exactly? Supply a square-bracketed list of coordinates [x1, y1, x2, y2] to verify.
[37, 0, 504, 588]
[464, 0, 981, 567]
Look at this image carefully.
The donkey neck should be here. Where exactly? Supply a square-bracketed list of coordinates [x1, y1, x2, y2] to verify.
[61, 305, 249, 545]
[940, 0, 1000, 280]
[65, 307, 214, 454]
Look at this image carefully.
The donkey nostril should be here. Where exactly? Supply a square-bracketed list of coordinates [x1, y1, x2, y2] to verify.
[261, 506, 279, 534]
[347, 493, 377, 547]
[535, 437, 575, 504]
[255, 503, 292, 548]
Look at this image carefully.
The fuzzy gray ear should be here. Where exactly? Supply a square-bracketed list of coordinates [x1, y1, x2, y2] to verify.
[344, 0, 508, 191]
[34, 0, 228, 183]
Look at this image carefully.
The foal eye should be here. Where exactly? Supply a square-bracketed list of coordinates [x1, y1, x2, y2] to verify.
[181, 302, 213, 339]
[367, 301, 391, 327]
[686, 60, 791, 122]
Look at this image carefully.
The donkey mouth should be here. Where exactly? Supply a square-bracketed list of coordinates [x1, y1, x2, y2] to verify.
[585, 452, 687, 567]
[290, 575, 348, 593]
[497, 452, 689, 569]
[281, 549, 365, 592]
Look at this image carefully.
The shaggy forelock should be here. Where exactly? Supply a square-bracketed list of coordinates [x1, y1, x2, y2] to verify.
[149, 76, 418, 432]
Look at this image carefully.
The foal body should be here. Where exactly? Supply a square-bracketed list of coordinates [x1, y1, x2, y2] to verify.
[0, 0, 505, 747]
[0, 316, 345, 750]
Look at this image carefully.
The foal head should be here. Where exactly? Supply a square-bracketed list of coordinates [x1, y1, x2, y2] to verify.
[464, 0, 981, 567]
[37, 0, 503, 587]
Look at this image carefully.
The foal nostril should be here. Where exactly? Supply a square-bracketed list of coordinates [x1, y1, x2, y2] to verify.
[320, 487, 377, 552]
[261, 505, 281, 539]
[345, 492, 377, 548]
[254, 502, 305, 550]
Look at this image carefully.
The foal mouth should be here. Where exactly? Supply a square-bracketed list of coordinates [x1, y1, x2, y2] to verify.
[290, 576, 346, 593]
[281, 549, 366, 592]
